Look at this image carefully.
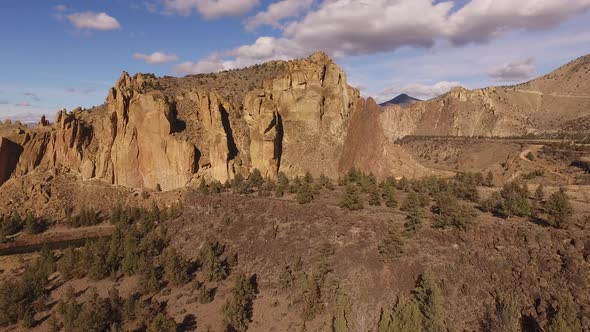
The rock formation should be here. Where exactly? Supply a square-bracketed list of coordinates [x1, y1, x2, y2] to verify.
[0, 52, 428, 190]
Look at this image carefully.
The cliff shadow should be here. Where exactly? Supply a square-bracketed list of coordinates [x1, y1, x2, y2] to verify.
[0, 138, 24, 186]
[219, 104, 239, 161]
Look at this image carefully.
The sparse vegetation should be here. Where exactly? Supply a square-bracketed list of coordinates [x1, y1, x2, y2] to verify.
[339, 183, 364, 210]
[544, 188, 574, 228]
[378, 229, 404, 261]
[222, 274, 257, 332]
[432, 192, 478, 230]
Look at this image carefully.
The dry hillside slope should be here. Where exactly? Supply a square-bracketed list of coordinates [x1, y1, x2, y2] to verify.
[381, 54, 590, 140]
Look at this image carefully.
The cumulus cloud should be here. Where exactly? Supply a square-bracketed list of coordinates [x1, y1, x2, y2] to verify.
[488, 58, 535, 82]
[67, 12, 121, 31]
[446, 0, 590, 45]
[377, 81, 461, 101]
[183, 0, 590, 73]
[245, 0, 314, 30]
[173, 55, 227, 75]
[23, 92, 40, 102]
[173, 37, 307, 75]
[133, 51, 178, 64]
[162, 0, 259, 18]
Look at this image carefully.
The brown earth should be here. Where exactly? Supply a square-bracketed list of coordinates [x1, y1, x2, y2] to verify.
[1, 181, 589, 331]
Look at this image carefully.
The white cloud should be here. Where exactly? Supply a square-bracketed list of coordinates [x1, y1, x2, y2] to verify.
[185, 0, 590, 72]
[173, 37, 307, 75]
[446, 0, 590, 45]
[245, 0, 313, 30]
[173, 55, 227, 75]
[488, 58, 535, 82]
[67, 12, 121, 31]
[282, 0, 452, 57]
[133, 51, 178, 64]
[162, 0, 259, 18]
[377, 81, 461, 101]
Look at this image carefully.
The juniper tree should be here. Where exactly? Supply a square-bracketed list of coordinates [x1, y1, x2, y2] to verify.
[296, 182, 314, 204]
[222, 274, 257, 332]
[368, 183, 382, 206]
[497, 182, 531, 218]
[544, 188, 574, 229]
[339, 183, 364, 210]
[383, 184, 398, 208]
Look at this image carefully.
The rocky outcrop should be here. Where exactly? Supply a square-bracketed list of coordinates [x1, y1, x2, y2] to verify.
[105, 73, 197, 190]
[0, 137, 23, 185]
[0, 52, 430, 190]
[340, 98, 435, 179]
[244, 51, 359, 179]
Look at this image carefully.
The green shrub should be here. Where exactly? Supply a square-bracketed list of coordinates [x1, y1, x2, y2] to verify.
[339, 184, 364, 210]
[248, 169, 264, 188]
[383, 185, 398, 208]
[433, 192, 478, 230]
[147, 312, 176, 332]
[319, 174, 334, 190]
[25, 213, 47, 234]
[404, 207, 423, 234]
[544, 189, 574, 229]
[497, 182, 531, 218]
[378, 298, 423, 332]
[378, 230, 404, 261]
[296, 182, 314, 204]
[222, 274, 257, 332]
[199, 240, 229, 282]
[368, 184, 382, 206]
[481, 296, 520, 332]
[162, 248, 192, 285]
[547, 294, 581, 332]
[414, 271, 446, 332]
[526, 152, 535, 161]
[401, 191, 420, 212]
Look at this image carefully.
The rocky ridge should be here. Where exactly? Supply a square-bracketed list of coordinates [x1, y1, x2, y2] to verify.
[380, 54, 590, 140]
[0, 52, 429, 190]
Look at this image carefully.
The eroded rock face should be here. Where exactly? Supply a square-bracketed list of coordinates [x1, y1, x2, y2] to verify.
[106, 73, 197, 190]
[1, 52, 429, 190]
[244, 51, 359, 179]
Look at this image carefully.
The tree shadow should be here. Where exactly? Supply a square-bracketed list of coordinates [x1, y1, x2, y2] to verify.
[177, 314, 197, 332]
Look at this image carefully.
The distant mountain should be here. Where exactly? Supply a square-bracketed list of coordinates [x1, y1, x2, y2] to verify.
[380, 54, 590, 139]
[379, 93, 422, 107]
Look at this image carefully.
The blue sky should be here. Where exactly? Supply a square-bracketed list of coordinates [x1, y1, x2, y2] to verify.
[1, 0, 590, 122]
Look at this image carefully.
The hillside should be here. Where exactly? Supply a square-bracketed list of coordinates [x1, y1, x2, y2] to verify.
[380, 54, 590, 140]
